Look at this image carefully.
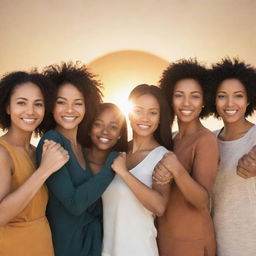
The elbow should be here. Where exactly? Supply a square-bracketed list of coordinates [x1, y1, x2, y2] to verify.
[153, 204, 167, 217]
[0, 216, 9, 227]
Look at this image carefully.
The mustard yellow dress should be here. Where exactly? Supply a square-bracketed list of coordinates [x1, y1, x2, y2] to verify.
[0, 139, 54, 256]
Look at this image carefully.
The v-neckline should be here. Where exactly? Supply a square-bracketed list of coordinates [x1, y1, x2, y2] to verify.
[129, 146, 162, 172]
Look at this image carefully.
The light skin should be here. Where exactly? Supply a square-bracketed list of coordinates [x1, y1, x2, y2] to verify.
[53, 83, 86, 169]
[87, 107, 124, 175]
[153, 79, 212, 210]
[215, 79, 256, 178]
[111, 94, 170, 217]
[0, 82, 69, 226]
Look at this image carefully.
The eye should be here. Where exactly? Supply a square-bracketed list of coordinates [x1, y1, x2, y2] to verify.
[150, 111, 158, 115]
[75, 102, 84, 106]
[235, 94, 244, 98]
[35, 102, 44, 107]
[110, 125, 119, 131]
[192, 94, 201, 99]
[93, 121, 102, 128]
[17, 101, 26, 105]
[173, 93, 183, 98]
[216, 94, 225, 99]
[56, 100, 66, 105]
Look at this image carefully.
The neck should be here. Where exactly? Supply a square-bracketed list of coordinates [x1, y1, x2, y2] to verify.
[177, 118, 203, 138]
[220, 118, 253, 140]
[2, 126, 32, 150]
[87, 146, 110, 165]
[130, 133, 158, 153]
[55, 126, 78, 146]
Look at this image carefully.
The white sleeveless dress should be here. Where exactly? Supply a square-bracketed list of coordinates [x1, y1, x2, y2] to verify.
[102, 146, 168, 256]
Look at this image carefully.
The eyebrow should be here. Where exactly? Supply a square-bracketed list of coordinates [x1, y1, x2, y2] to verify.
[56, 96, 84, 101]
[174, 90, 202, 94]
[16, 97, 43, 101]
[217, 91, 245, 94]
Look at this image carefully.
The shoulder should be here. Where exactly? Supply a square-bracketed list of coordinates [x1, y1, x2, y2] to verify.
[152, 146, 169, 161]
[197, 128, 218, 144]
[39, 130, 65, 145]
[0, 144, 13, 172]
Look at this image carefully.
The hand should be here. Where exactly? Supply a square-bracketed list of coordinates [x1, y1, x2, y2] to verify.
[160, 152, 185, 178]
[39, 140, 69, 175]
[237, 146, 256, 179]
[152, 162, 173, 184]
[111, 152, 127, 175]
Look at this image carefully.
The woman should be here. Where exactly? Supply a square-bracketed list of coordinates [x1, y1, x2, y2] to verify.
[155, 59, 219, 256]
[209, 58, 256, 256]
[36, 62, 118, 256]
[0, 71, 69, 255]
[85, 102, 128, 175]
[102, 84, 173, 256]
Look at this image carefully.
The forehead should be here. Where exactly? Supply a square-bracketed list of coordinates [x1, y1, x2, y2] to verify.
[218, 79, 246, 92]
[11, 82, 43, 99]
[97, 108, 123, 122]
[132, 94, 159, 108]
[57, 83, 84, 98]
[174, 78, 202, 92]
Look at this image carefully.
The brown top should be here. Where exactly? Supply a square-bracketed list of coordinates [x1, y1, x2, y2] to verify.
[157, 128, 219, 256]
[0, 139, 54, 256]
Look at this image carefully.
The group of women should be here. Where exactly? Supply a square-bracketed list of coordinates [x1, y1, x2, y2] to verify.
[0, 58, 255, 256]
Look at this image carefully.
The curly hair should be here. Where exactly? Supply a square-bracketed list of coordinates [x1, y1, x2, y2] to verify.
[208, 58, 256, 117]
[159, 59, 210, 118]
[128, 84, 173, 150]
[0, 71, 54, 136]
[42, 61, 103, 146]
[87, 103, 128, 152]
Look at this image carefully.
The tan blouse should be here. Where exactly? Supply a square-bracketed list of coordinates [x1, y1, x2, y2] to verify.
[157, 128, 219, 256]
[0, 139, 54, 256]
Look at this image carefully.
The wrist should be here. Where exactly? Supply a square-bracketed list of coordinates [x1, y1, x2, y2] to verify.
[173, 166, 186, 180]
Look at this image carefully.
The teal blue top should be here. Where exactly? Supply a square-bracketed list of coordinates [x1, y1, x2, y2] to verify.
[36, 130, 117, 256]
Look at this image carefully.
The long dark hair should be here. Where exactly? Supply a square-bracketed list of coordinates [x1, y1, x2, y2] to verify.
[128, 84, 173, 150]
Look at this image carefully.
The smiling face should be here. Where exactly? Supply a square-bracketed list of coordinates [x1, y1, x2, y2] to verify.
[216, 79, 248, 124]
[129, 94, 160, 138]
[172, 78, 203, 124]
[90, 108, 124, 151]
[7, 82, 45, 133]
[53, 83, 85, 131]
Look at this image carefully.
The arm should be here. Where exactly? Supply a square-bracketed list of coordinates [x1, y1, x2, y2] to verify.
[37, 136, 118, 216]
[111, 152, 170, 216]
[237, 145, 256, 178]
[162, 135, 219, 210]
[0, 142, 69, 226]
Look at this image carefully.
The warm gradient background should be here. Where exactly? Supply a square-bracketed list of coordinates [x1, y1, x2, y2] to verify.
[1, 0, 256, 134]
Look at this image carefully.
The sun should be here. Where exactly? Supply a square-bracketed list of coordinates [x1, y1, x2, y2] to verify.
[88, 50, 169, 115]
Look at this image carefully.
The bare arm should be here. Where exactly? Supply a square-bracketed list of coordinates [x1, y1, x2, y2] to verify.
[0, 141, 69, 226]
[111, 152, 170, 216]
[161, 135, 219, 210]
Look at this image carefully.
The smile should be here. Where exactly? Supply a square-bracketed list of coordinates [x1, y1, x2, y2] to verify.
[62, 116, 77, 121]
[224, 110, 238, 115]
[98, 137, 111, 143]
[21, 118, 37, 124]
[180, 110, 193, 115]
[138, 124, 150, 129]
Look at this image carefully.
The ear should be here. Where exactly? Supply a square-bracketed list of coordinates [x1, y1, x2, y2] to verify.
[6, 105, 10, 115]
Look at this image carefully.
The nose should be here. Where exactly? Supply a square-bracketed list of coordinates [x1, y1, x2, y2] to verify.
[183, 96, 190, 106]
[227, 96, 234, 107]
[26, 104, 35, 115]
[66, 103, 74, 113]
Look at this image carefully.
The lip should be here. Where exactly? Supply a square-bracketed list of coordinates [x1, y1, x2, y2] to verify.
[21, 118, 37, 124]
[62, 116, 77, 122]
[224, 110, 238, 115]
[98, 137, 111, 143]
[137, 124, 151, 129]
[180, 109, 193, 115]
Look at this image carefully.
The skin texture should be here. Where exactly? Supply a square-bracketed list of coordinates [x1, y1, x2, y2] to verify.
[0, 83, 69, 226]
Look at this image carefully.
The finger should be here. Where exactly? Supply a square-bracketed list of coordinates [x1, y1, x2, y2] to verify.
[237, 167, 250, 179]
[248, 151, 256, 162]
